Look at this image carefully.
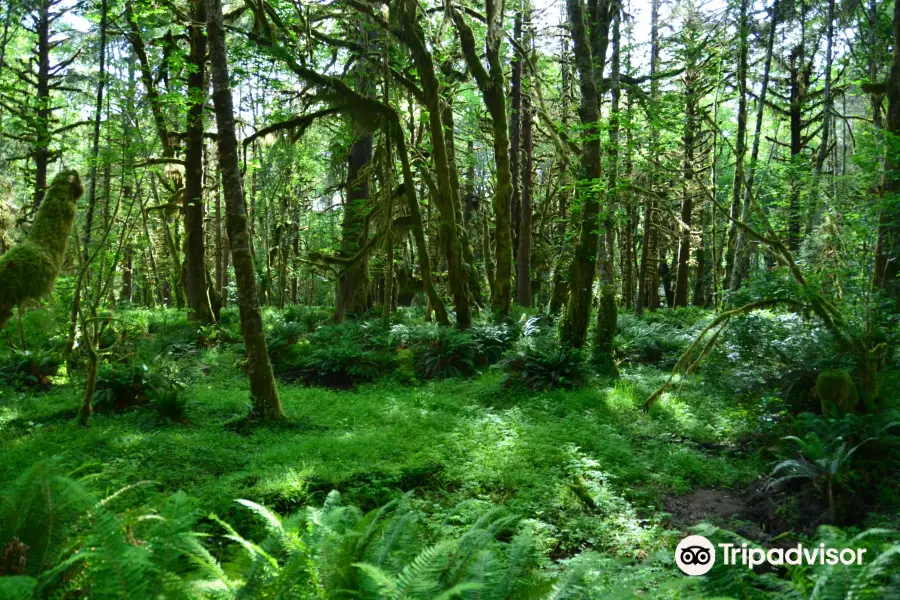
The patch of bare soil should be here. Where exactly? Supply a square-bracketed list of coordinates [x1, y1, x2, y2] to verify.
[664, 480, 804, 542]
[664, 488, 745, 529]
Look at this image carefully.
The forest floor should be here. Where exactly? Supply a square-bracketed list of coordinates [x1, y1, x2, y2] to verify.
[0, 340, 767, 564]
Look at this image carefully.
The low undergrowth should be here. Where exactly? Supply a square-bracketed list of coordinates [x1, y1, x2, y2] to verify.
[1, 304, 898, 597]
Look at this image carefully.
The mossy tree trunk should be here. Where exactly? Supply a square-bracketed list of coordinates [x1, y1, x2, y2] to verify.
[561, 0, 614, 348]
[391, 1, 471, 327]
[206, 0, 283, 420]
[517, 70, 534, 307]
[451, 4, 513, 317]
[594, 4, 621, 372]
[873, 0, 900, 305]
[510, 10, 523, 267]
[183, 0, 213, 324]
[336, 132, 373, 322]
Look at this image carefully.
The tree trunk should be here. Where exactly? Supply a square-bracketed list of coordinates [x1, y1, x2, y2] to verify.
[452, 5, 513, 317]
[636, 0, 661, 314]
[516, 32, 534, 307]
[510, 10, 523, 266]
[731, 0, 778, 291]
[561, 0, 613, 348]
[873, 0, 900, 304]
[723, 0, 749, 289]
[396, 4, 471, 326]
[335, 131, 373, 322]
[595, 4, 621, 373]
[206, 0, 282, 420]
[184, 0, 213, 323]
[674, 77, 695, 307]
[33, 0, 51, 209]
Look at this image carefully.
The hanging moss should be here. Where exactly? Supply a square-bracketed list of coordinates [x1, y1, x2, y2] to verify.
[0, 169, 83, 330]
[816, 370, 859, 417]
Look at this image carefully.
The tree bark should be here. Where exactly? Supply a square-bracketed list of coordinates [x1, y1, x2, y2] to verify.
[33, 0, 50, 208]
[723, 0, 749, 289]
[636, 0, 661, 314]
[336, 131, 373, 321]
[731, 0, 778, 291]
[562, 0, 614, 348]
[394, 2, 472, 326]
[516, 27, 534, 307]
[873, 0, 900, 304]
[510, 10, 523, 265]
[451, 4, 513, 316]
[206, 0, 282, 420]
[674, 71, 695, 307]
[184, 0, 213, 323]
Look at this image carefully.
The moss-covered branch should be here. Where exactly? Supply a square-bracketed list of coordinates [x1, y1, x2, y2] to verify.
[0, 170, 83, 330]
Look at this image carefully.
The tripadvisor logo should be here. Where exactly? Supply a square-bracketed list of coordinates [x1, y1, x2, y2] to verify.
[675, 535, 868, 576]
[675, 535, 716, 575]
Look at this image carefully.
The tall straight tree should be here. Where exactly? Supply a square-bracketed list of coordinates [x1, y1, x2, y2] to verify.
[595, 0, 622, 371]
[873, 0, 900, 304]
[206, 0, 282, 420]
[562, 0, 615, 348]
[510, 10, 523, 264]
[723, 0, 750, 290]
[731, 0, 779, 290]
[517, 12, 534, 307]
[183, 0, 213, 323]
[636, 0, 662, 314]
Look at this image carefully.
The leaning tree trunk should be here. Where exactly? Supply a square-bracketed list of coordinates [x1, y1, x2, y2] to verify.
[206, 0, 282, 420]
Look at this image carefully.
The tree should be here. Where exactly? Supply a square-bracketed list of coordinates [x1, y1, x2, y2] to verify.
[206, 0, 283, 420]
[561, 0, 614, 348]
[872, 0, 900, 305]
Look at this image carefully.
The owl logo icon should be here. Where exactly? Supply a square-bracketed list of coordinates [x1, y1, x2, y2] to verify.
[675, 535, 716, 576]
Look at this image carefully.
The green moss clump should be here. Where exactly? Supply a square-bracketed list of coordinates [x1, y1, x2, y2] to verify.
[0, 169, 83, 330]
[816, 370, 859, 417]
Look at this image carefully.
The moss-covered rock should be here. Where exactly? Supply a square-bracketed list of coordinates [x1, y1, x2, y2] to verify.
[816, 370, 859, 417]
[0, 170, 82, 330]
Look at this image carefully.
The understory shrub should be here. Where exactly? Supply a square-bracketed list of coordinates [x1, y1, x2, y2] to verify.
[0, 465, 204, 599]
[501, 339, 588, 391]
[92, 357, 194, 414]
[614, 312, 703, 367]
[282, 304, 331, 332]
[389, 321, 517, 381]
[285, 321, 398, 387]
[411, 327, 476, 379]
[4, 467, 895, 600]
[705, 310, 849, 407]
[0, 349, 60, 388]
[765, 409, 900, 522]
